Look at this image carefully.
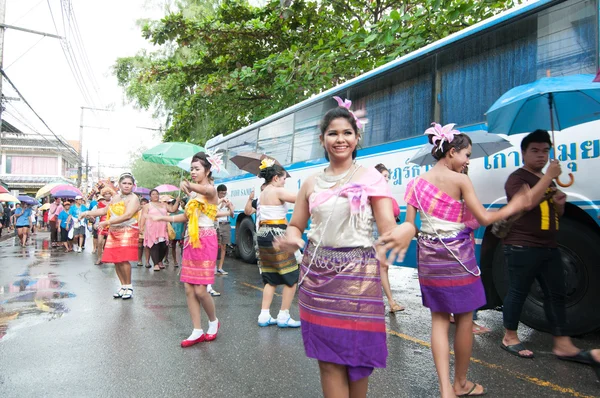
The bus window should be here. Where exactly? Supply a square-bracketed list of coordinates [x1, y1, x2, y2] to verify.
[438, 0, 596, 127]
[257, 114, 294, 165]
[220, 129, 258, 176]
[293, 102, 328, 163]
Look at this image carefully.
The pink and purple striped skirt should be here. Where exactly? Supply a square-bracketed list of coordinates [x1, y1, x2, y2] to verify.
[299, 243, 387, 382]
[417, 232, 486, 314]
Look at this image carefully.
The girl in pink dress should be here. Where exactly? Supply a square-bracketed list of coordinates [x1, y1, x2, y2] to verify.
[151, 151, 221, 347]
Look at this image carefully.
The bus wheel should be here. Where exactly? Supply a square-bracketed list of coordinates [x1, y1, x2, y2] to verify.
[235, 217, 256, 264]
[492, 218, 600, 335]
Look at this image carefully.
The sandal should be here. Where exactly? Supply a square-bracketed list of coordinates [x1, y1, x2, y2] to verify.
[556, 350, 600, 367]
[456, 382, 486, 397]
[472, 323, 491, 335]
[94, 261, 102, 265]
[113, 288, 126, 299]
[159, 263, 165, 269]
[122, 288, 133, 300]
[501, 342, 534, 359]
[389, 302, 405, 313]
[145, 264, 151, 268]
[153, 266, 160, 271]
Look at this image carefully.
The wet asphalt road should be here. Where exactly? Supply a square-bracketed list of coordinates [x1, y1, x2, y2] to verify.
[0, 232, 598, 398]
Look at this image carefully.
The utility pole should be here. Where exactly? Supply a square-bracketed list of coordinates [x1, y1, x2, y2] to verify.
[77, 106, 111, 188]
[84, 150, 89, 192]
[0, 0, 6, 151]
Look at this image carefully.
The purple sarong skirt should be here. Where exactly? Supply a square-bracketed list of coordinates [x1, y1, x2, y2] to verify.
[417, 233, 486, 314]
[299, 243, 387, 381]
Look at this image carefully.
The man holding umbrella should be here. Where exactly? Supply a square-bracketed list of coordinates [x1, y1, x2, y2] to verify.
[501, 130, 600, 373]
[48, 197, 63, 247]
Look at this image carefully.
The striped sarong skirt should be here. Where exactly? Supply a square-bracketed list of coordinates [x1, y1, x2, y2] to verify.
[417, 234, 486, 314]
[298, 242, 387, 379]
[257, 224, 299, 287]
[180, 228, 217, 285]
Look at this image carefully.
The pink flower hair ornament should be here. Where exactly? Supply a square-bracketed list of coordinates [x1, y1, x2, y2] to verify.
[206, 149, 224, 173]
[333, 96, 364, 130]
[424, 123, 460, 152]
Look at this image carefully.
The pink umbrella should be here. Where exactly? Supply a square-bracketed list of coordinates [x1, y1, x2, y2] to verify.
[0, 186, 8, 194]
[50, 185, 82, 196]
[154, 184, 179, 193]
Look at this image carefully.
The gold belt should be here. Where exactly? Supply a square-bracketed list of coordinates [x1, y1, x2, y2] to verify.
[260, 219, 287, 226]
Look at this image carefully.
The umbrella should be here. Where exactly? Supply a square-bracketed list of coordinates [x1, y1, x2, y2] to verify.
[155, 184, 179, 193]
[133, 187, 150, 195]
[176, 156, 230, 179]
[50, 185, 82, 196]
[17, 195, 38, 205]
[229, 152, 291, 177]
[409, 130, 513, 166]
[0, 186, 8, 194]
[40, 203, 51, 211]
[142, 142, 205, 166]
[35, 183, 62, 199]
[486, 74, 600, 187]
[0, 193, 19, 203]
[52, 190, 77, 199]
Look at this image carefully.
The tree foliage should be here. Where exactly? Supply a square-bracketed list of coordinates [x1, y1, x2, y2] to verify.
[115, 0, 521, 144]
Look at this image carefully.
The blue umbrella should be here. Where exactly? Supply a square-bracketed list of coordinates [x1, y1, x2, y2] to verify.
[486, 74, 600, 187]
[17, 195, 38, 205]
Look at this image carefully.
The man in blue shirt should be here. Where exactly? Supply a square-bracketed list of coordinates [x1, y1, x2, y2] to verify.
[57, 202, 73, 252]
[67, 196, 88, 253]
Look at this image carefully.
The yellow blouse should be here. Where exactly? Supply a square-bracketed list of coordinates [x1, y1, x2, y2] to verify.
[106, 201, 138, 226]
[185, 198, 218, 248]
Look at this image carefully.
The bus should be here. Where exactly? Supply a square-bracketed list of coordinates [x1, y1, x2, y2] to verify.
[207, 0, 599, 335]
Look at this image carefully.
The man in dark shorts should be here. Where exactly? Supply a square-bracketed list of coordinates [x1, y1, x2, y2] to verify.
[57, 202, 73, 252]
[501, 130, 600, 368]
[68, 196, 88, 253]
[216, 184, 234, 275]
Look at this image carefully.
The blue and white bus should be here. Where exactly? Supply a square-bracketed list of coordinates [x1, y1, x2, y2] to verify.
[208, 0, 599, 335]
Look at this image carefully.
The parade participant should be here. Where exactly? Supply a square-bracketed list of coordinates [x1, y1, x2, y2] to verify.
[94, 188, 114, 265]
[216, 184, 233, 275]
[150, 151, 221, 347]
[169, 200, 185, 267]
[373, 163, 405, 314]
[501, 130, 600, 376]
[137, 197, 150, 267]
[139, 190, 179, 271]
[48, 198, 63, 247]
[57, 202, 73, 252]
[254, 160, 301, 328]
[80, 173, 141, 300]
[275, 100, 416, 398]
[14, 203, 33, 247]
[67, 196, 88, 253]
[2, 204, 11, 234]
[403, 123, 531, 398]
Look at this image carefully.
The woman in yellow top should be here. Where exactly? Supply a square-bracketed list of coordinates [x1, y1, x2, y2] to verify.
[151, 151, 222, 347]
[81, 173, 141, 300]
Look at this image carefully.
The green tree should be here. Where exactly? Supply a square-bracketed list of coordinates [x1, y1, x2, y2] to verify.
[115, 0, 521, 144]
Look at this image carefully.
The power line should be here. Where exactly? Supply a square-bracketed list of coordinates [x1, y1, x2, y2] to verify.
[4, 35, 45, 70]
[0, 68, 79, 158]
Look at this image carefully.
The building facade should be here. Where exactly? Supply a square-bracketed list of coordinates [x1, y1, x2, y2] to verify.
[0, 123, 81, 195]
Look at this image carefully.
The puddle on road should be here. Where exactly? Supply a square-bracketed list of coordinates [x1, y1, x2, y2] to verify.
[0, 238, 76, 341]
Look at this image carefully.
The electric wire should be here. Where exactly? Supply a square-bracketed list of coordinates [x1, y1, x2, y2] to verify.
[1, 69, 80, 158]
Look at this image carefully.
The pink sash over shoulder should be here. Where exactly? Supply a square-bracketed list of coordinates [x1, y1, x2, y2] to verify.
[404, 177, 486, 314]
